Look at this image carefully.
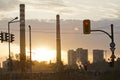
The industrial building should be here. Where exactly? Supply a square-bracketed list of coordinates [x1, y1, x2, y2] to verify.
[68, 48, 88, 66]
[93, 49, 104, 63]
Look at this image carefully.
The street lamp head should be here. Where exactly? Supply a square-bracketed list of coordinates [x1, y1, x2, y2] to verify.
[9, 17, 18, 23]
[29, 25, 31, 28]
[15, 17, 18, 20]
[29, 25, 31, 29]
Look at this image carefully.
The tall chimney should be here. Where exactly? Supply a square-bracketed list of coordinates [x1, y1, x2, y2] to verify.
[56, 14, 61, 63]
[20, 4, 26, 72]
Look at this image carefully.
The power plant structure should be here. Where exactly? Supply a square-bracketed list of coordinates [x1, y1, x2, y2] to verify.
[56, 14, 63, 71]
[56, 14, 61, 63]
[20, 4, 26, 72]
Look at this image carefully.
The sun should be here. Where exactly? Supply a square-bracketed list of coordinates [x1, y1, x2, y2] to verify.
[32, 47, 56, 63]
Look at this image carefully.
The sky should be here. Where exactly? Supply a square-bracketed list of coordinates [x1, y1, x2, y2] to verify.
[0, 0, 120, 20]
[0, 0, 120, 64]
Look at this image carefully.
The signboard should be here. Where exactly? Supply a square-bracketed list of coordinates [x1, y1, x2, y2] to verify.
[110, 42, 115, 48]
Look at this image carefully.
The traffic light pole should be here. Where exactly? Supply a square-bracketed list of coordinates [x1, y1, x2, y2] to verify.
[91, 24, 116, 67]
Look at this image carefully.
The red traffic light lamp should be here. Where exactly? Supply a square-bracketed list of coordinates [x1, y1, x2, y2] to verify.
[83, 63, 88, 71]
[83, 19, 91, 34]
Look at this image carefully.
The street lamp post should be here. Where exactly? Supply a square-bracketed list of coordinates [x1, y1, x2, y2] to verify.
[8, 17, 18, 60]
[8, 17, 19, 80]
[29, 25, 32, 80]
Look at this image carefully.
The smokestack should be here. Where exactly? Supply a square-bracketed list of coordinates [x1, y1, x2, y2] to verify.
[56, 14, 61, 63]
[20, 4, 26, 72]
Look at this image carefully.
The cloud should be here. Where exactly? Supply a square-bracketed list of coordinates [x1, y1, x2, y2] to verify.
[21, 0, 76, 15]
[0, 0, 120, 20]
[25, 0, 66, 9]
[0, 0, 20, 11]
[112, 5, 120, 18]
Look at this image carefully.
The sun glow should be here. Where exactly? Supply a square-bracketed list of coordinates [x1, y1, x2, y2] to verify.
[32, 48, 56, 62]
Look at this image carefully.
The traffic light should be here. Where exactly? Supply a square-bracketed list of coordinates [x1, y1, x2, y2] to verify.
[10, 34, 15, 42]
[5, 33, 9, 41]
[83, 63, 88, 71]
[83, 19, 91, 34]
[0, 32, 3, 43]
